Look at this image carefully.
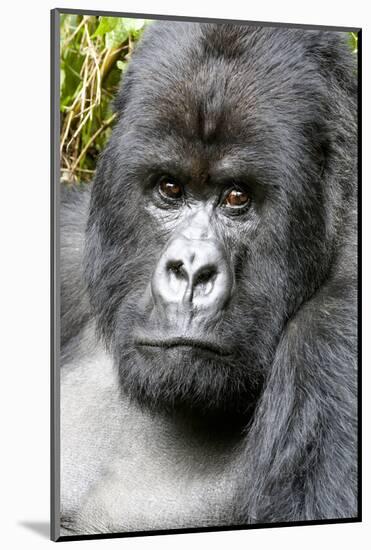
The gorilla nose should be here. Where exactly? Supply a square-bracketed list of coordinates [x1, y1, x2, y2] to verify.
[151, 236, 233, 312]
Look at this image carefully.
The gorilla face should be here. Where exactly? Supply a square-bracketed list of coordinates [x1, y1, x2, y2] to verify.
[84, 24, 340, 418]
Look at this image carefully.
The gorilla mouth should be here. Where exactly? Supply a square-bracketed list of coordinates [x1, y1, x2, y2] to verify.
[135, 336, 230, 356]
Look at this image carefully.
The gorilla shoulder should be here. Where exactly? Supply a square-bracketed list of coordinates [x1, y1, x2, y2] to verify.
[60, 183, 92, 349]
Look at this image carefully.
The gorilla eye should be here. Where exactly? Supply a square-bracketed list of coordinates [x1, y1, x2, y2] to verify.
[158, 178, 183, 200]
[223, 188, 250, 209]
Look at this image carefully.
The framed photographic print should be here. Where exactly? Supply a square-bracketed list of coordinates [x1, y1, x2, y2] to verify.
[51, 8, 361, 541]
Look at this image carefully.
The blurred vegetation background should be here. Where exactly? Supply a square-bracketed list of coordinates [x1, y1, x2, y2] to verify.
[60, 14, 149, 183]
[60, 15, 358, 184]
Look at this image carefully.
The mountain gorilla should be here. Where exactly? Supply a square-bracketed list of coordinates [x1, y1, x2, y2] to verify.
[60, 22, 358, 536]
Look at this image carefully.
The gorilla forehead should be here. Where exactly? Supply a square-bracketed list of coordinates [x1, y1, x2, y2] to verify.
[113, 23, 329, 192]
[125, 26, 324, 119]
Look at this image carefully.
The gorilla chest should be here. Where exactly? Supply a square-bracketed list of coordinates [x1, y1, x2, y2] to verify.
[61, 348, 240, 534]
[80, 436, 239, 533]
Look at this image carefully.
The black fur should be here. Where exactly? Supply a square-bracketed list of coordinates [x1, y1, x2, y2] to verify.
[62, 22, 357, 525]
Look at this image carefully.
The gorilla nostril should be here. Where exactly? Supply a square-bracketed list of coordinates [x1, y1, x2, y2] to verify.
[167, 260, 187, 280]
[194, 266, 217, 286]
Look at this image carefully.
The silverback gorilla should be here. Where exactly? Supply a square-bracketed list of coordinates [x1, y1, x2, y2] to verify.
[60, 22, 358, 535]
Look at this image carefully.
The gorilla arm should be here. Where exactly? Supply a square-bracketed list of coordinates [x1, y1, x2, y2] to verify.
[238, 225, 357, 523]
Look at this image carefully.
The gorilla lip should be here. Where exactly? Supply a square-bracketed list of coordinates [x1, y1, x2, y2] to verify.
[135, 336, 230, 356]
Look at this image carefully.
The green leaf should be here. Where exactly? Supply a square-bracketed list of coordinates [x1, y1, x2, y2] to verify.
[93, 16, 120, 37]
[105, 18, 146, 49]
[116, 60, 127, 71]
[60, 68, 66, 93]
[348, 31, 358, 53]
[122, 18, 146, 33]
[105, 27, 129, 49]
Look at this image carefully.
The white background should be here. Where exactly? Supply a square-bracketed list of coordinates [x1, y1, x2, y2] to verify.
[0, 0, 369, 548]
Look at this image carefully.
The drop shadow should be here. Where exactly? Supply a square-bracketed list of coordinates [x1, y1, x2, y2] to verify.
[18, 521, 50, 539]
